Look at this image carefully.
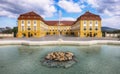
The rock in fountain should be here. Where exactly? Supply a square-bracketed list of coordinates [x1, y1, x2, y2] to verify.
[41, 51, 77, 68]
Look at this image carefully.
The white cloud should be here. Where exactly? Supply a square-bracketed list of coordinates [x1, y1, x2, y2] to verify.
[58, 0, 83, 13]
[85, 0, 120, 28]
[103, 9, 113, 16]
[86, 0, 99, 8]
[86, 0, 120, 16]
[0, 10, 17, 18]
[0, 0, 57, 18]
[102, 16, 120, 29]
[61, 17, 75, 21]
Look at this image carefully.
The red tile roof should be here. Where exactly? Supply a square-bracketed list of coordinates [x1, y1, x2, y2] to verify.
[17, 11, 101, 26]
[45, 21, 75, 26]
[77, 11, 101, 20]
[18, 11, 44, 21]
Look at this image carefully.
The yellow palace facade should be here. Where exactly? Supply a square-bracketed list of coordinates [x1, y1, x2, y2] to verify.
[17, 11, 102, 38]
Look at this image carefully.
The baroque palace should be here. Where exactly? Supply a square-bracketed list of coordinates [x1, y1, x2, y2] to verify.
[17, 11, 102, 38]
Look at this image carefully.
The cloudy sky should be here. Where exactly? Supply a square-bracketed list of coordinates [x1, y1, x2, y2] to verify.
[0, 0, 120, 29]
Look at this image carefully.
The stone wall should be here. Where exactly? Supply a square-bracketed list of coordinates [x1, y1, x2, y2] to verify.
[0, 33, 14, 38]
[105, 33, 120, 37]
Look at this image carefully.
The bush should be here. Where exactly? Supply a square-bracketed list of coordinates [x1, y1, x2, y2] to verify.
[117, 35, 120, 40]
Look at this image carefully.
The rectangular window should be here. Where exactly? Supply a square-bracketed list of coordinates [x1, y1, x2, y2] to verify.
[90, 21, 92, 26]
[34, 20, 36, 24]
[84, 21, 86, 24]
[21, 20, 24, 24]
[84, 21, 87, 26]
[84, 26, 86, 30]
[90, 21, 92, 24]
[22, 26, 24, 31]
[28, 26, 31, 30]
[34, 26, 36, 31]
[96, 21, 98, 24]
[28, 20, 30, 24]
[89, 26, 92, 30]
[95, 21, 98, 26]
[95, 26, 98, 30]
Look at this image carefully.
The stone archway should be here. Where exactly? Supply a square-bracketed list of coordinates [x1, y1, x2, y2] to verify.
[90, 32, 92, 37]
[66, 32, 68, 35]
[28, 32, 32, 37]
[71, 32, 74, 36]
[53, 32, 55, 35]
[93, 33, 97, 37]
[87, 33, 89, 37]
[46, 32, 49, 35]
[22, 33, 26, 37]
[60, 31, 62, 34]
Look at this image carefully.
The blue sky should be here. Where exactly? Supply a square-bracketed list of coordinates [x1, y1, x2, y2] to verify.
[0, 0, 120, 29]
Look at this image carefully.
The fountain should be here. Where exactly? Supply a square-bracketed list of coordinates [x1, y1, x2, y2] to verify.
[58, 10, 62, 41]
[40, 11, 77, 68]
[41, 51, 77, 68]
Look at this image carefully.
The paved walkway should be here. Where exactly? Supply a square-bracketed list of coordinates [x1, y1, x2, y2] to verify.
[0, 35, 119, 41]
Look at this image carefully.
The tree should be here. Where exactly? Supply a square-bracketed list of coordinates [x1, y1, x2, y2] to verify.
[12, 27, 18, 37]
[2, 29, 12, 33]
[117, 34, 120, 40]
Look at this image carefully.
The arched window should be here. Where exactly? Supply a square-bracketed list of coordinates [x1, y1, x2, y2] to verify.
[53, 32, 55, 35]
[66, 32, 68, 35]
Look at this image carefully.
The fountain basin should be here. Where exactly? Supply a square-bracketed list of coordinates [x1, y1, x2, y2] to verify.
[0, 45, 120, 74]
[0, 40, 120, 46]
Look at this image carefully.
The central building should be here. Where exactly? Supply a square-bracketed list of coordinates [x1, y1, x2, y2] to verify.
[17, 11, 102, 38]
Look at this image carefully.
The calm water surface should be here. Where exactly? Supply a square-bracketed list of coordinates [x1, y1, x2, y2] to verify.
[0, 45, 120, 74]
